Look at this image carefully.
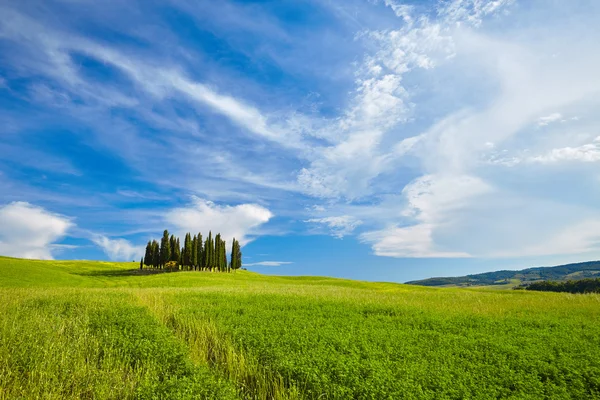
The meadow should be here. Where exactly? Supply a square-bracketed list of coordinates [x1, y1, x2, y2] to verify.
[0, 256, 599, 399]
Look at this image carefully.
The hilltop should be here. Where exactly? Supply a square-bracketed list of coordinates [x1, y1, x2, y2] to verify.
[405, 260, 600, 288]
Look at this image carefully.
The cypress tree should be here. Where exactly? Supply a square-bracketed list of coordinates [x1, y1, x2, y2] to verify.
[170, 235, 178, 262]
[221, 239, 227, 272]
[231, 239, 242, 271]
[183, 233, 192, 270]
[144, 241, 152, 266]
[215, 234, 221, 271]
[202, 236, 209, 270]
[206, 231, 213, 271]
[140, 257, 143, 270]
[237, 240, 242, 270]
[160, 230, 171, 267]
[173, 237, 181, 265]
[152, 240, 160, 268]
[182, 233, 188, 269]
[196, 233, 203, 271]
[192, 235, 198, 270]
[213, 234, 219, 271]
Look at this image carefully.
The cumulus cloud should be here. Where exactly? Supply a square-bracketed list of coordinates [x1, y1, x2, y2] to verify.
[166, 197, 273, 246]
[92, 235, 144, 261]
[0, 202, 73, 259]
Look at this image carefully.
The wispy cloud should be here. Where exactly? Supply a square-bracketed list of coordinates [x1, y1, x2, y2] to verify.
[244, 261, 293, 267]
[537, 112, 563, 127]
[92, 235, 144, 262]
[306, 216, 363, 239]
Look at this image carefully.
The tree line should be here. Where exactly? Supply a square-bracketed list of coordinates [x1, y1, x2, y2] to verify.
[141, 230, 242, 272]
[516, 278, 600, 294]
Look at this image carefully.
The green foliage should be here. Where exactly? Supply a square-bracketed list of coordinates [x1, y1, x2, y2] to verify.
[151, 240, 160, 269]
[191, 235, 198, 269]
[170, 235, 180, 262]
[144, 241, 152, 267]
[183, 233, 192, 270]
[196, 233, 203, 271]
[230, 239, 242, 271]
[165, 260, 179, 272]
[0, 291, 236, 399]
[160, 230, 171, 267]
[524, 278, 600, 293]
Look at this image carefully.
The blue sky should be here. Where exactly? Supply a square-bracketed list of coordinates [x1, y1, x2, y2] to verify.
[1, 0, 600, 282]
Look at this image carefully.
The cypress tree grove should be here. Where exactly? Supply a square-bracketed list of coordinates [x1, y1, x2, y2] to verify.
[160, 229, 171, 267]
[142, 230, 240, 274]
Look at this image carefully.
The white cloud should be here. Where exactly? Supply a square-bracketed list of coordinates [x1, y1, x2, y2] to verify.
[360, 224, 471, 258]
[439, 0, 515, 27]
[360, 174, 491, 257]
[166, 197, 273, 246]
[537, 112, 562, 127]
[297, 9, 455, 200]
[529, 137, 600, 163]
[0, 202, 73, 259]
[92, 236, 144, 261]
[244, 261, 293, 267]
[306, 215, 362, 239]
[380, 1, 414, 24]
[512, 219, 600, 257]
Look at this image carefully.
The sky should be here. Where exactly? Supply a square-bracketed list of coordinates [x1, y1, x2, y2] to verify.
[1, 0, 600, 283]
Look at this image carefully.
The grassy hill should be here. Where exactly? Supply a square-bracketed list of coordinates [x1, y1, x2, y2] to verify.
[1, 256, 599, 399]
[405, 260, 600, 288]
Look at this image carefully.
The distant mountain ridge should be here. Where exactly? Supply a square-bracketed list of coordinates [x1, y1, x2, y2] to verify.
[405, 260, 600, 287]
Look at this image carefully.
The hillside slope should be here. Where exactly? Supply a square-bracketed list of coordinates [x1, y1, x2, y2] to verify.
[1, 256, 599, 399]
[406, 260, 600, 287]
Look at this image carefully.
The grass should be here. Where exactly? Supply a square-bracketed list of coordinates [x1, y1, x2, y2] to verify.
[1, 256, 599, 399]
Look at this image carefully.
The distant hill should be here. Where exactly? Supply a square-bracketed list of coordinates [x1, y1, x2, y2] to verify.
[405, 260, 600, 288]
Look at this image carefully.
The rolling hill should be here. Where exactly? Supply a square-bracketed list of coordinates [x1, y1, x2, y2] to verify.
[405, 260, 600, 288]
[1, 256, 599, 399]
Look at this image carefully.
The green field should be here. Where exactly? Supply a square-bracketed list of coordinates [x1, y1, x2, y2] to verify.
[1, 256, 599, 399]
